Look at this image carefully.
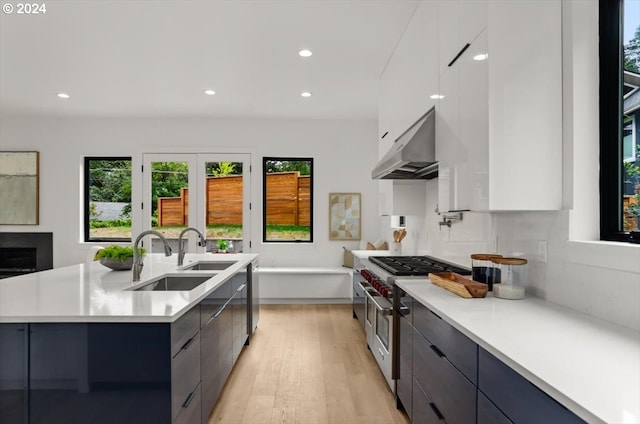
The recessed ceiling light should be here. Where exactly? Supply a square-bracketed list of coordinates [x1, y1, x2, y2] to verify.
[301, 91, 312, 97]
[430, 94, 444, 99]
[473, 53, 488, 61]
[204, 89, 216, 95]
[57, 93, 70, 99]
[298, 49, 313, 57]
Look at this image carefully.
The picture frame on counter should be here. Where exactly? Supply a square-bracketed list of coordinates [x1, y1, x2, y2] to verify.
[329, 192, 361, 241]
[0, 151, 39, 225]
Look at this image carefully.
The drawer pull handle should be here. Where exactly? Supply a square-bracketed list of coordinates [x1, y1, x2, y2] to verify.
[378, 348, 385, 358]
[213, 305, 226, 319]
[429, 310, 442, 320]
[182, 391, 196, 408]
[236, 283, 247, 293]
[180, 336, 195, 352]
[429, 402, 445, 420]
[430, 344, 446, 358]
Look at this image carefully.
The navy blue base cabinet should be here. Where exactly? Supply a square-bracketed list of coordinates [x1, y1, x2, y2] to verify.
[396, 297, 585, 424]
[478, 348, 585, 424]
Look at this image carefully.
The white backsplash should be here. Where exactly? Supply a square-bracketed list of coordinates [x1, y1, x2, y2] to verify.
[384, 180, 640, 331]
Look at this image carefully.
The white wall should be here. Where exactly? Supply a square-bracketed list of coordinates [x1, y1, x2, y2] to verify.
[0, 116, 380, 269]
[394, 0, 640, 331]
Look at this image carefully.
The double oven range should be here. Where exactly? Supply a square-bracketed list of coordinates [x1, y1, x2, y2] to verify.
[352, 255, 470, 391]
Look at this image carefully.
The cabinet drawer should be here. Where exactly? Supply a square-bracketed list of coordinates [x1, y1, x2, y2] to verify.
[174, 383, 201, 424]
[200, 280, 232, 327]
[478, 391, 512, 424]
[413, 328, 475, 424]
[413, 300, 477, 384]
[478, 348, 585, 424]
[397, 315, 413, 417]
[172, 332, 201, 421]
[171, 305, 200, 358]
[412, 378, 446, 424]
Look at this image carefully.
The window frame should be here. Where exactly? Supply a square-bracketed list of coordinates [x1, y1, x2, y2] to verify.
[84, 156, 132, 243]
[599, 0, 640, 243]
[262, 157, 314, 243]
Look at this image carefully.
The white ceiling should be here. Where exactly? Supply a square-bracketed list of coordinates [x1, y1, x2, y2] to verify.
[0, 0, 419, 120]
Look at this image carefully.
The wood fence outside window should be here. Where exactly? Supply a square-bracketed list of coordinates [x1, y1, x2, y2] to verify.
[157, 172, 310, 227]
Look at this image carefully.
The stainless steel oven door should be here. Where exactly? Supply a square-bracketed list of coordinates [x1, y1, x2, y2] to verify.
[363, 284, 376, 349]
[364, 290, 394, 390]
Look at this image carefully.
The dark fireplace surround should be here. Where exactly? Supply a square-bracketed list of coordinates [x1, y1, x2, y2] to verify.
[0, 232, 53, 279]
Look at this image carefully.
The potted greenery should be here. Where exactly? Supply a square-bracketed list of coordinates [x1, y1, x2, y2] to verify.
[96, 245, 145, 270]
[216, 240, 229, 253]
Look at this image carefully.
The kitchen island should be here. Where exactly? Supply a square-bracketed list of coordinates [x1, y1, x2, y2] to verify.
[0, 253, 259, 424]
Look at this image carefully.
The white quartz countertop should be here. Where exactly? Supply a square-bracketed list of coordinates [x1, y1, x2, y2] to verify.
[0, 253, 258, 323]
[351, 250, 390, 259]
[397, 279, 640, 424]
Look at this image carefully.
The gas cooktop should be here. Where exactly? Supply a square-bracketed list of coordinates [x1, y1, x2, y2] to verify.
[368, 255, 470, 276]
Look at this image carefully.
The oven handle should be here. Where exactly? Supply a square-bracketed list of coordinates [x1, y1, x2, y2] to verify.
[364, 289, 393, 316]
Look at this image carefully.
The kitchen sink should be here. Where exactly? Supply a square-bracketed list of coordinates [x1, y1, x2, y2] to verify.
[128, 274, 216, 291]
[182, 261, 237, 271]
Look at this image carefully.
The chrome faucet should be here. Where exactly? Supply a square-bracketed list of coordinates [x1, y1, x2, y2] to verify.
[177, 227, 206, 266]
[132, 230, 172, 281]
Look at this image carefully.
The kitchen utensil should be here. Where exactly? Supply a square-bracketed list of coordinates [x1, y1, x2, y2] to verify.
[398, 229, 407, 242]
[428, 272, 488, 298]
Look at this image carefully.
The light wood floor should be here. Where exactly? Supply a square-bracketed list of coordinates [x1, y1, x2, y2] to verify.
[207, 304, 410, 424]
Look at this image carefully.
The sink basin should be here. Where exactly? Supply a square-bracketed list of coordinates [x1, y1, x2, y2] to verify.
[129, 274, 215, 291]
[182, 261, 237, 271]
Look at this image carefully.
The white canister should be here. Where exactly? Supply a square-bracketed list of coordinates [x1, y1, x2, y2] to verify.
[390, 242, 402, 256]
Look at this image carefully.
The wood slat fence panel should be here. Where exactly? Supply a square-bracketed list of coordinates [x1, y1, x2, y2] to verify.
[297, 176, 311, 226]
[207, 175, 243, 225]
[157, 172, 310, 227]
[265, 173, 299, 225]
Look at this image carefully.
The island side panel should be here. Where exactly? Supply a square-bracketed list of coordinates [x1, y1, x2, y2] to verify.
[29, 323, 172, 424]
[0, 323, 28, 424]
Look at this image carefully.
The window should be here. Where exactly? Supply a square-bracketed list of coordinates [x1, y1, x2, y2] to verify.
[600, 0, 640, 242]
[84, 157, 132, 242]
[263, 157, 313, 242]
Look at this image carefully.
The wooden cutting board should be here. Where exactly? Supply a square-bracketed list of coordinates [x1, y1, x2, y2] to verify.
[428, 272, 488, 298]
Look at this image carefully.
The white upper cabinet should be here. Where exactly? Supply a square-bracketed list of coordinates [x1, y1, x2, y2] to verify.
[437, 0, 562, 212]
[486, 0, 562, 211]
[438, 0, 487, 76]
[378, 0, 439, 153]
[377, 0, 439, 216]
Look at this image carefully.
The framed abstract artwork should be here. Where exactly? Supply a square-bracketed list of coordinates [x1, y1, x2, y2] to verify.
[0, 152, 39, 225]
[329, 192, 361, 240]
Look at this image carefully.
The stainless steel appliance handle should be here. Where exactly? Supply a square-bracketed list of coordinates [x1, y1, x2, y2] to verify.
[364, 289, 392, 316]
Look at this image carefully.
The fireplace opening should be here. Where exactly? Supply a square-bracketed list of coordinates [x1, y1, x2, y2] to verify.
[0, 233, 53, 279]
[0, 248, 37, 278]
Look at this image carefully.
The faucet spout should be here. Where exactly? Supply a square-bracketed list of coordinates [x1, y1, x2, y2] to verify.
[132, 230, 172, 282]
[177, 227, 207, 266]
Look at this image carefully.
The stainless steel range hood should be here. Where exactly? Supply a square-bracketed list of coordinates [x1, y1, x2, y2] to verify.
[372, 107, 437, 180]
